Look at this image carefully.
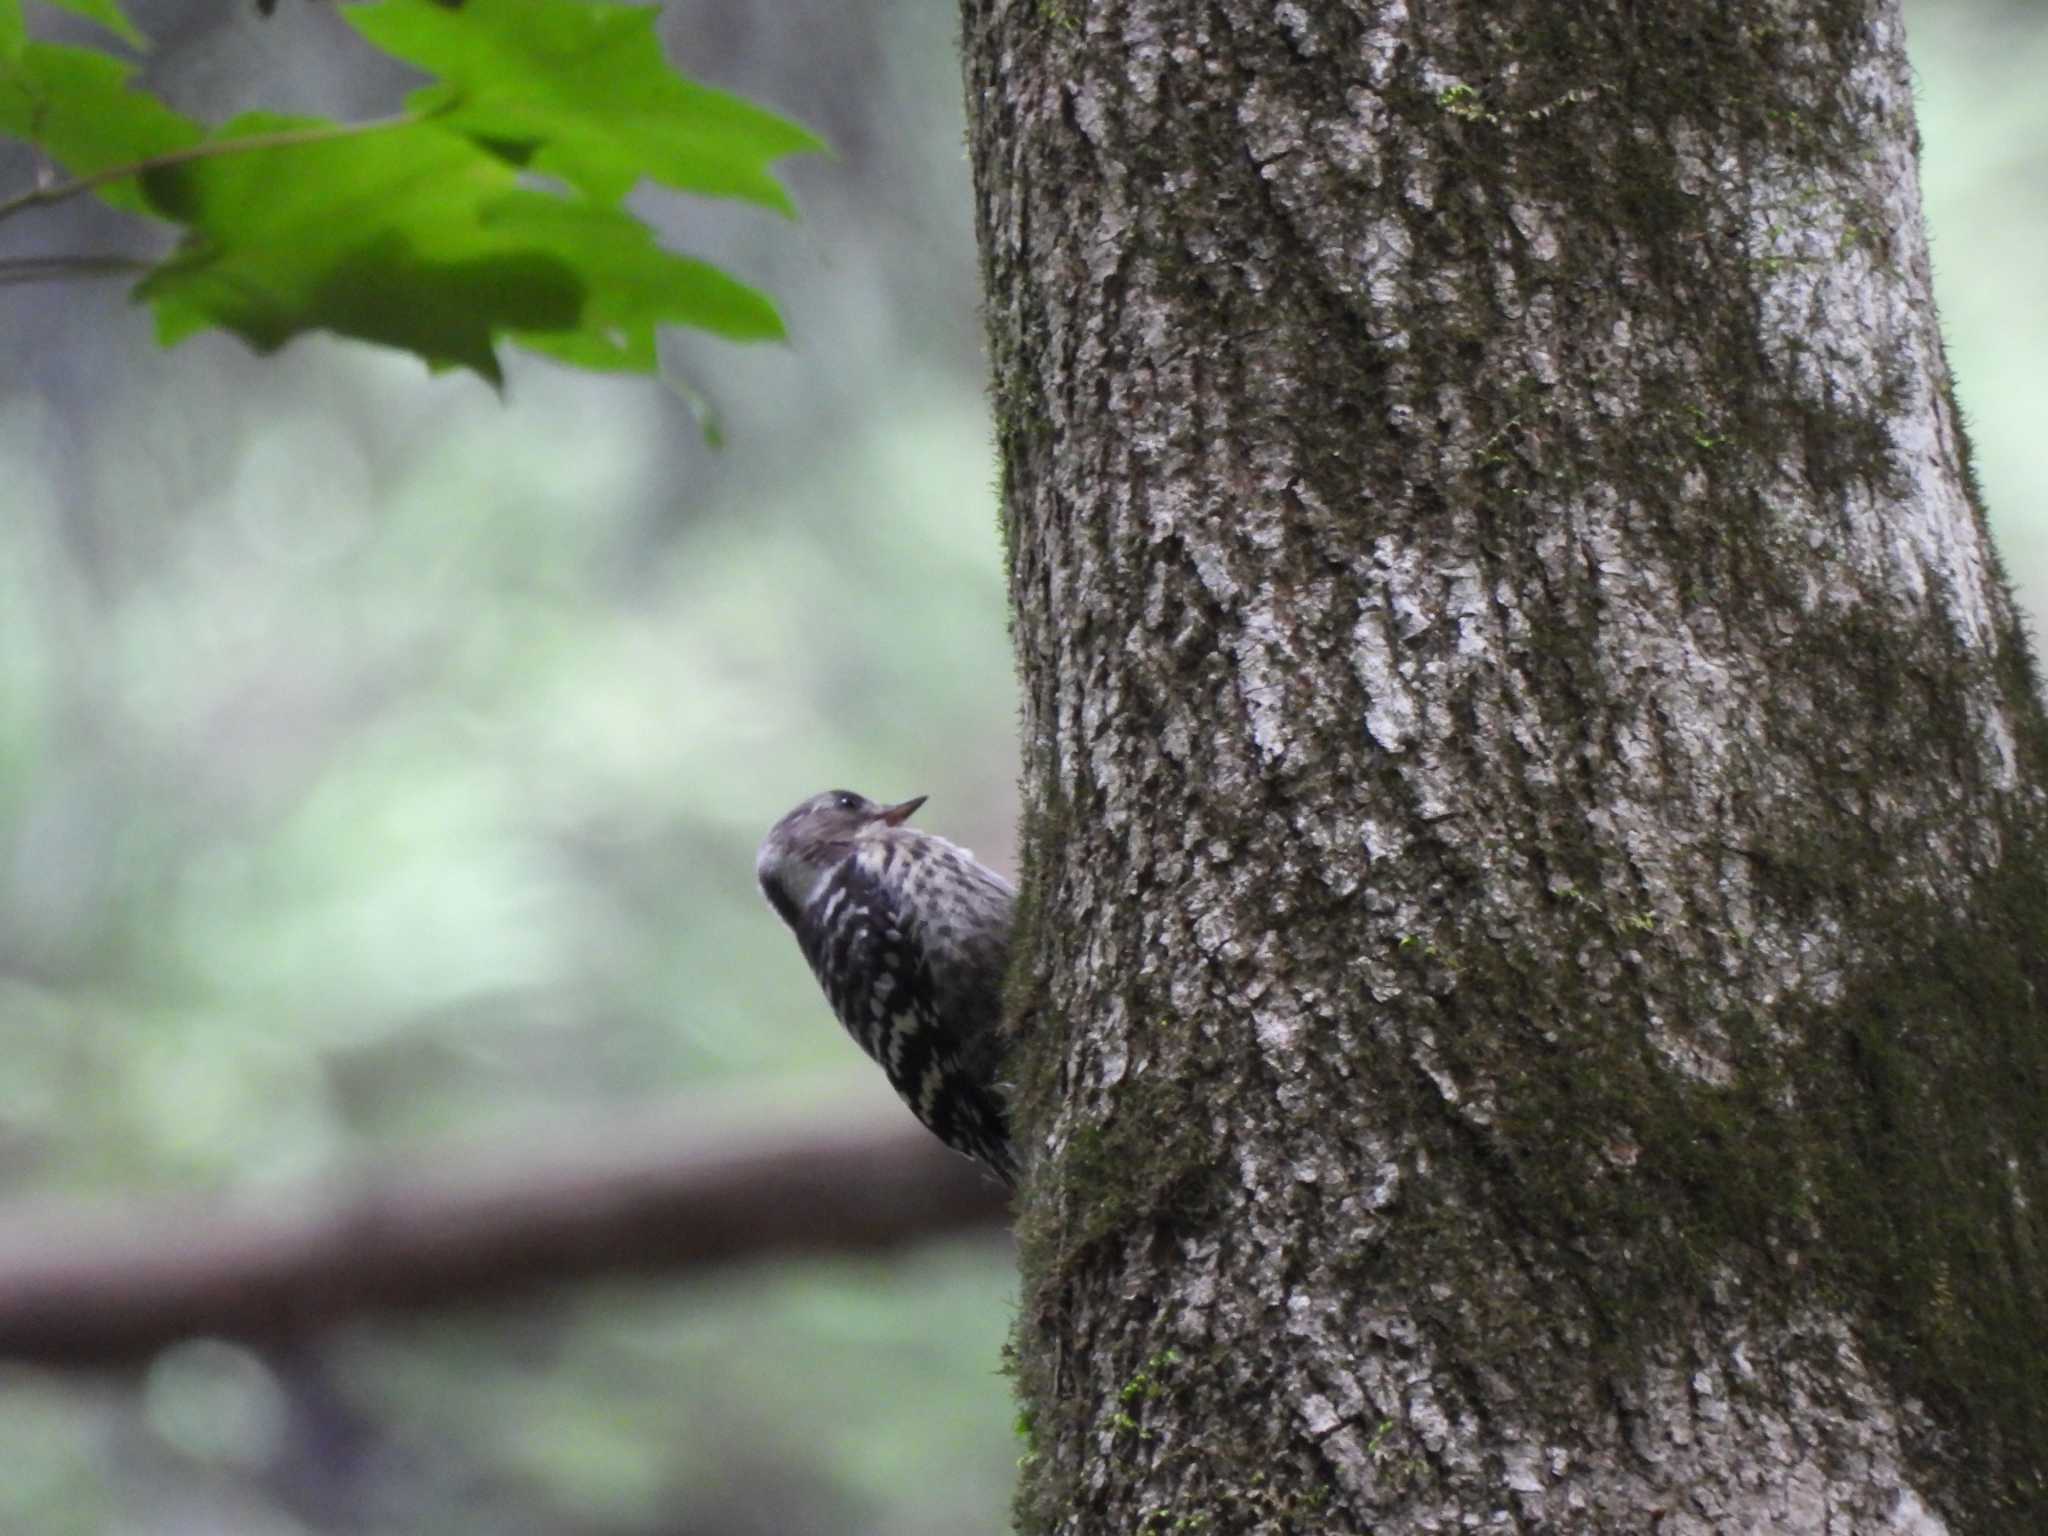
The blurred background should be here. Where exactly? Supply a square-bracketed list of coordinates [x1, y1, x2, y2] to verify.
[0, 0, 2041, 1531]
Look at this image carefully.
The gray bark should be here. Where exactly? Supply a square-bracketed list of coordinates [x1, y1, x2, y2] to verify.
[962, 1, 2048, 1532]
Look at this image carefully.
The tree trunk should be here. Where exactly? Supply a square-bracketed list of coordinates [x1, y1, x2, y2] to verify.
[962, 1, 2048, 1531]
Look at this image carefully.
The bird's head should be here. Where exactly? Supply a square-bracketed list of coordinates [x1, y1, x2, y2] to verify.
[755, 789, 927, 926]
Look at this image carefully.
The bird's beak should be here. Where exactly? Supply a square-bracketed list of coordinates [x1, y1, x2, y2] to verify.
[877, 795, 928, 827]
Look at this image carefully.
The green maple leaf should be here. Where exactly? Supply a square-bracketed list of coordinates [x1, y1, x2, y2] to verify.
[0, 40, 201, 211]
[1, 0, 817, 385]
[137, 114, 586, 384]
[346, 0, 823, 209]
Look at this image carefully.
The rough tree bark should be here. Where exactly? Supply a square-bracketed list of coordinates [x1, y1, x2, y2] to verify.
[964, 2, 2048, 1532]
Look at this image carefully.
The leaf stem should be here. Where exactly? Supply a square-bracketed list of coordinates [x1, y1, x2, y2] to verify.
[0, 110, 430, 228]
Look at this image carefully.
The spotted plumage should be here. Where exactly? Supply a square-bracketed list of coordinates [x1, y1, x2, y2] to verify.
[757, 790, 1018, 1183]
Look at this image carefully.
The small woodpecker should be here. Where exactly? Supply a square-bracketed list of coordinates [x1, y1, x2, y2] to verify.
[756, 790, 1019, 1183]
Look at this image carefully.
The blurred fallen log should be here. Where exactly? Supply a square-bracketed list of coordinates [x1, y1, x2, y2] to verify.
[0, 1106, 1010, 1369]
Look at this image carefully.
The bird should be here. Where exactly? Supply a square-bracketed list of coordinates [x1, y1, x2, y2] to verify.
[756, 790, 1019, 1184]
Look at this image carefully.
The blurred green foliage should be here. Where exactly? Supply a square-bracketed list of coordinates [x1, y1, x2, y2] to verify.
[0, 1, 2041, 1533]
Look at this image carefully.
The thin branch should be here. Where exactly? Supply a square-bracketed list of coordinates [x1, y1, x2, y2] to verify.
[0, 112, 428, 229]
[0, 253, 153, 285]
[0, 1104, 1011, 1371]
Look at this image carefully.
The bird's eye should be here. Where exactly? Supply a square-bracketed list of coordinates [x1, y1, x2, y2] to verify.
[835, 792, 860, 811]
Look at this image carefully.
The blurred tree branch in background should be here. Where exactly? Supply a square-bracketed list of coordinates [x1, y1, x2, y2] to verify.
[0, 1107, 1007, 1369]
